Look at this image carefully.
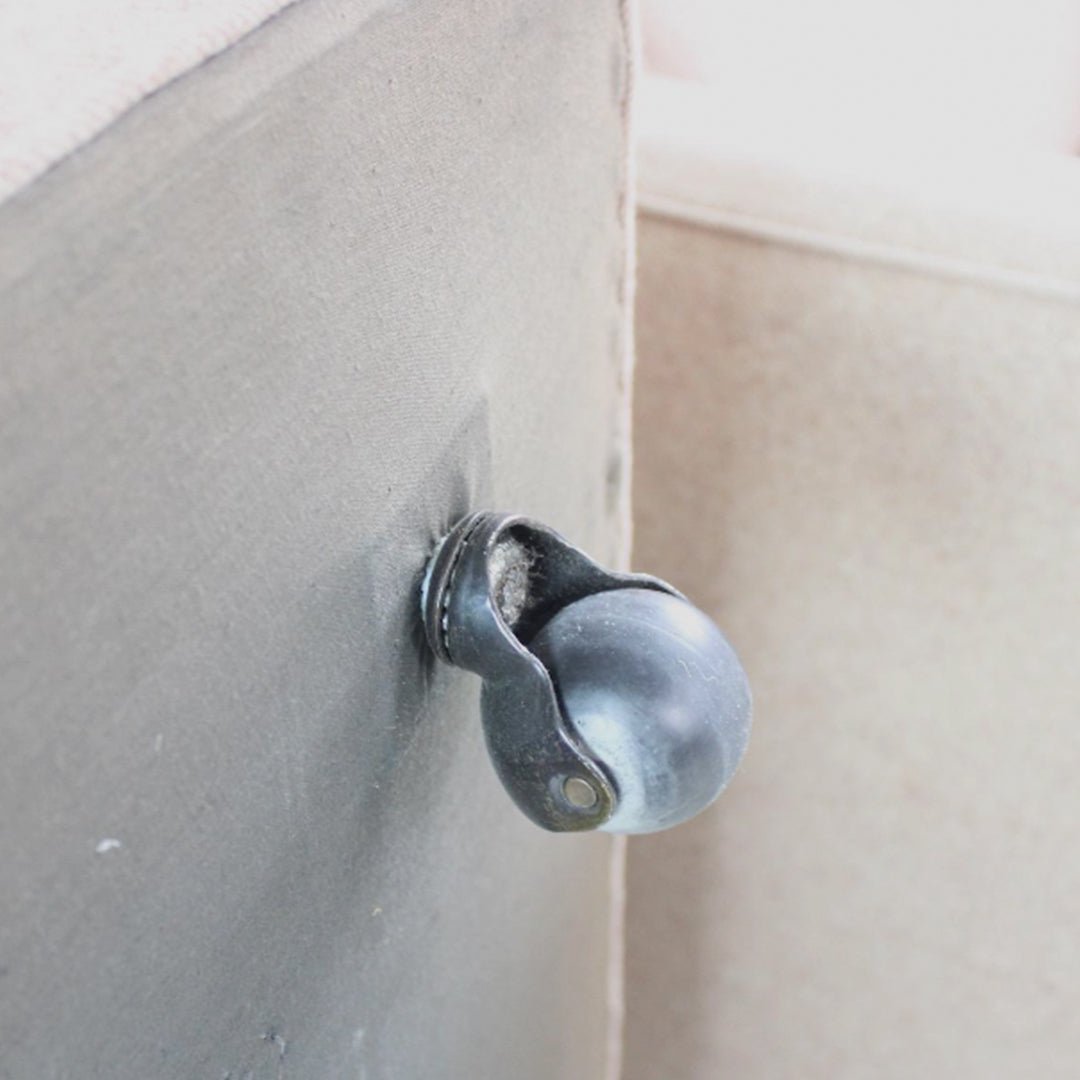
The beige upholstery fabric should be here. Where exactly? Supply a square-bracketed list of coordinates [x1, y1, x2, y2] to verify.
[0, 0, 302, 202]
[0, 3, 635, 1076]
[625, 80, 1080, 1080]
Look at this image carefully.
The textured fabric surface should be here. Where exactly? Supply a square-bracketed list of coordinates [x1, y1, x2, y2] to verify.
[0, 0, 302, 203]
[626, 84, 1080, 1080]
[0, 2, 634, 1076]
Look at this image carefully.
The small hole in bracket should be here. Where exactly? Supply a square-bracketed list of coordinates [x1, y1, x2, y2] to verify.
[562, 776, 599, 809]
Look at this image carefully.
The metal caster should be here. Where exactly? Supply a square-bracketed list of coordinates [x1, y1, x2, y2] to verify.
[420, 512, 751, 834]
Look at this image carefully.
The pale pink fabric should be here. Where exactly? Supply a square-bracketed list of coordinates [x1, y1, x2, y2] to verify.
[0, 1, 296, 204]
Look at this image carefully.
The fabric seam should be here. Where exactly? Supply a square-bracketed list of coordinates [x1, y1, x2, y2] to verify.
[640, 189, 1080, 304]
[605, 4, 639, 1080]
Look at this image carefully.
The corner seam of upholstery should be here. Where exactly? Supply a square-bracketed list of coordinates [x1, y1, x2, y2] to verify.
[639, 190, 1080, 304]
[605, 4, 639, 1080]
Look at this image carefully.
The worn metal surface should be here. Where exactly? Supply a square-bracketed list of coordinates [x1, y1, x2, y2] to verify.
[0, 1, 632, 1076]
[419, 510, 749, 835]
